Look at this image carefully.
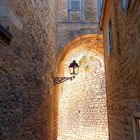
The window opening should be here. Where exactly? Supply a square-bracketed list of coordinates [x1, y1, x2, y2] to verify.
[98, 0, 103, 21]
[107, 20, 112, 55]
[134, 117, 140, 140]
[67, 0, 84, 21]
[121, 0, 130, 12]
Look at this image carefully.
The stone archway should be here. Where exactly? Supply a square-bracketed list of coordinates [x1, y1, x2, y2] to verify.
[55, 34, 104, 73]
[55, 34, 109, 140]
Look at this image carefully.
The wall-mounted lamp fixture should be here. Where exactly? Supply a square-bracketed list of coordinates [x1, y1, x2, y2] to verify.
[53, 60, 79, 85]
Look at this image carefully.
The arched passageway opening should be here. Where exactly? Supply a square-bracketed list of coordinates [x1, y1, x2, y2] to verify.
[56, 34, 109, 140]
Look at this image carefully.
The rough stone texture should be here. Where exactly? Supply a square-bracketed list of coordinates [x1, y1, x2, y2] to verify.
[58, 50, 108, 140]
[56, 22, 100, 54]
[84, 0, 98, 21]
[101, 0, 140, 140]
[57, 0, 67, 22]
[0, 0, 57, 140]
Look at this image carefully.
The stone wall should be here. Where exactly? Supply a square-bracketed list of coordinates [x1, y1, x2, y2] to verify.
[58, 50, 108, 140]
[0, 0, 57, 140]
[56, 0, 100, 56]
[56, 22, 99, 54]
[101, 0, 140, 140]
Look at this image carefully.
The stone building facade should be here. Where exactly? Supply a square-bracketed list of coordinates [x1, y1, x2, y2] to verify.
[55, 0, 110, 139]
[57, 0, 98, 22]
[58, 50, 108, 140]
[0, 0, 57, 140]
[55, 33, 109, 140]
[99, 0, 140, 140]
[56, 0, 101, 55]
[2, 0, 140, 140]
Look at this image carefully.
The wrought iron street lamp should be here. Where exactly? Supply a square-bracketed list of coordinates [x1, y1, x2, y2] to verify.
[53, 60, 79, 85]
[69, 60, 79, 78]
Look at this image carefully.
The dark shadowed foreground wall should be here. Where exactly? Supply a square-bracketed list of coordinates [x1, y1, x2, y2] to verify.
[0, 0, 57, 140]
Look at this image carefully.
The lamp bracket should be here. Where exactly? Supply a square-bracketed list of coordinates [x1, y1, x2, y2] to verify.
[53, 77, 73, 85]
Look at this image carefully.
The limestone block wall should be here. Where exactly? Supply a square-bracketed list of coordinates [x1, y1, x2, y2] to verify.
[56, 0, 100, 55]
[58, 50, 108, 140]
[56, 22, 100, 54]
[101, 0, 140, 140]
[0, 0, 57, 140]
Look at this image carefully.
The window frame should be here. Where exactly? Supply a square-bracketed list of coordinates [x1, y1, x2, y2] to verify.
[107, 20, 112, 56]
[67, 0, 84, 21]
[71, 0, 81, 12]
[133, 102, 140, 140]
[134, 117, 140, 140]
[98, 0, 104, 21]
[121, 0, 130, 12]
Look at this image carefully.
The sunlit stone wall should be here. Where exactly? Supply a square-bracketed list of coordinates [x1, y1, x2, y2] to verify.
[58, 50, 108, 140]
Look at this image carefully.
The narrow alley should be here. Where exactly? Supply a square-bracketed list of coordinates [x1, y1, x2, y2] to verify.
[0, 0, 140, 140]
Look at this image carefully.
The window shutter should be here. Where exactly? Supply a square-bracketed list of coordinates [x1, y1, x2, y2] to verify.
[71, 0, 80, 11]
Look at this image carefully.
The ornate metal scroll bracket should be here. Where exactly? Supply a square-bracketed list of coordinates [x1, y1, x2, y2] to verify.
[53, 77, 73, 85]
[52, 60, 79, 85]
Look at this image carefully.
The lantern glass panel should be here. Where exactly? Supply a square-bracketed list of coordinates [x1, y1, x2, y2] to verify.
[75, 66, 79, 75]
[69, 67, 74, 75]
